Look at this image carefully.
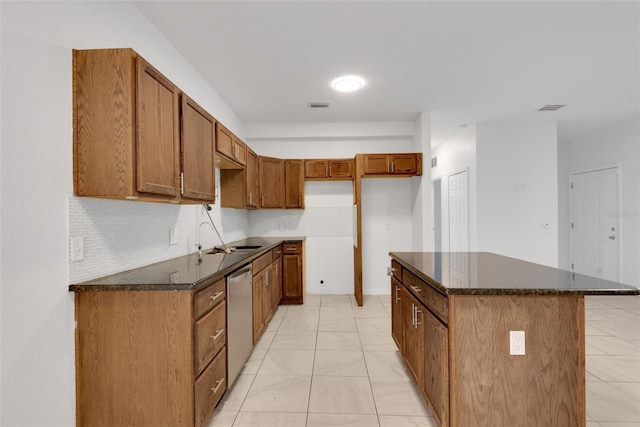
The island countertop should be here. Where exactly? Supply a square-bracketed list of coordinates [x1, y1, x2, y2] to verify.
[69, 237, 305, 292]
[390, 251, 640, 296]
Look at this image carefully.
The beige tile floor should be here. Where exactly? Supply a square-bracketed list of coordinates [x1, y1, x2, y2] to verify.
[207, 294, 640, 427]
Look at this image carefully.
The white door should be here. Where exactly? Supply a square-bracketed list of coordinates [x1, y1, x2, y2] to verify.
[570, 167, 619, 281]
[433, 179, 442, 252]
[449, 170, 469, 252]
[449, 170, 469, 286]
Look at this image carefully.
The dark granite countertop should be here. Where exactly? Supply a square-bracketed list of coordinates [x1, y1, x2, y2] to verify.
[390, 251, 640, 296]
[69, 237, 305, 292]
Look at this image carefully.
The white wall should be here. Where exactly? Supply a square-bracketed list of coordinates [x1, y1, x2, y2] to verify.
[1, 2, 247, 425]
[476, 121, 559, 267]
[248, 131, 416, 295]
[565, 119, 640, 286]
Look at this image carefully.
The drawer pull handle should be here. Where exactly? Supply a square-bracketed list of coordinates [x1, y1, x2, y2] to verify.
[410, 285, 422, 293]
[210, 291, 224, 301]
[211, 329, 225, 340]
[211, 378, 224, 394]
[395, 286, 401, 303]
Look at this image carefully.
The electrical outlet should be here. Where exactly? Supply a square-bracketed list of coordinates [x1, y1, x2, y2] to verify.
[169, 272, 180, 284]
[279, 223, 285, 232]
[169, 228, 179, 245]
[510, 331, 525, 355]
[70, 237, 85, 262]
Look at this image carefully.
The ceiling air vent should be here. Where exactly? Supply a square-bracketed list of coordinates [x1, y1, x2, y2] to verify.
[537, 104, 565, 111]
[308, 102, 330, 109]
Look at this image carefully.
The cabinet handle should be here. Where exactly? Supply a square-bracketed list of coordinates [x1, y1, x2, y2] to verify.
[394, 286, 400, 303]
[179, 172, 184, 194]
[411, 304, 416, 327]
[211, 329, 225, 340]
[410, 285, 422, 293]
[265, 271, 269, 286]
[415, 307, 422, 327]
[211, 378, 224, 394]
[210, 291, 224, 301]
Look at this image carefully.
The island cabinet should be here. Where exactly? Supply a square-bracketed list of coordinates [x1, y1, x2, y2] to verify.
[215, 123, 246, 168]
[389, 252, 640, 427]
[304, 158, 354, 180]
[361, 153, 422, 176]
[281, 241, 305, 304]
[74, 277, 227, 427]
[73, 48, 216, 204]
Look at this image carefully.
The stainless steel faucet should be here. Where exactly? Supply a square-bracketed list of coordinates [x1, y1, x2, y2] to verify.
[197, 221, 214, 258]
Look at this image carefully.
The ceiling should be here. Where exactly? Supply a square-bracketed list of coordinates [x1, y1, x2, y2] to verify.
[134, 1, 639, 146]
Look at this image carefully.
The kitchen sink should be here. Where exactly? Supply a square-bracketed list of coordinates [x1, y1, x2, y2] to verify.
[207, 245, 262, 255]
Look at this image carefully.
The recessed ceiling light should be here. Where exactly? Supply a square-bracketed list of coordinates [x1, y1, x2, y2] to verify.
[331, 75, 366, 92]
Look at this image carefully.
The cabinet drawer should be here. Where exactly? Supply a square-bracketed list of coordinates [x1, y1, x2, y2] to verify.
[283, 242, 302, 254]
[195, 347, 226, 427]
[391, 260, 402, 281]
[272, 245, 283, 260]
[194, 278, 225, 320]
[403, 271, 448, 324]
[194, 302, 226, 375]
[252, 251, 272, 275]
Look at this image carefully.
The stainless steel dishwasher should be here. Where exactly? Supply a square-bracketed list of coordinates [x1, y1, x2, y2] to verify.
[226, 264, 253, 387]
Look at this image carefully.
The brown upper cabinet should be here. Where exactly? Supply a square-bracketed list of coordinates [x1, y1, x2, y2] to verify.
[181, 95, 216, 202]
[220, 147, 259, 209]
[361, 153, 422, 177]
[215, 124, 246, 169]
[258, 156, 285, 208]
[285, 160, 305, 209]
[73, 48, 215, 203]
[304, 159, 354, 180]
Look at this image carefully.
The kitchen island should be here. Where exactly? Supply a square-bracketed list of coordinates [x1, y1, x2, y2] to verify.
[389, 251, 639, 427]
[70, 237, 304, 427]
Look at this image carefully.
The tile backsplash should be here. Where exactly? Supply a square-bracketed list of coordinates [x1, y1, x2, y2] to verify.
[68, 197, 248, 283]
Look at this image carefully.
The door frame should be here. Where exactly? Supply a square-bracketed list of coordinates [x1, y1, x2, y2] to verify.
[432, 178, 442, 252]
[569, 164, 622, 280]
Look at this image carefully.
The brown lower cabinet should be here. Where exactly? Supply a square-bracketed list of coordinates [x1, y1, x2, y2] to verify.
[74, 277, 227, 427]
[281, 241, 305, 304]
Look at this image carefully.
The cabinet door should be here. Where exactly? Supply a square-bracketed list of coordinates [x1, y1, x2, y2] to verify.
[390, 154, 416, 174]
[136, 57, 180, 196]
[282, 254, 302, 302]
[391, 277, 403, 351]
[285, 160, 304, 208]
[402, 288, 425, 390]
[246, 149, 259, 208]
[263, 267, 273, 325]
[423, 308, 449, 427]
[271, 257, 282, 310]
[305, 160, 328, 179]
[181, 95, 215, 201]
[252, 272, 264, 344]
[259, 156, 284, 208]
[363, 154, 390, 174]
[233, 138, 247, 166]
[216, 124, 234, 160]
[328, 159, 354, 178]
